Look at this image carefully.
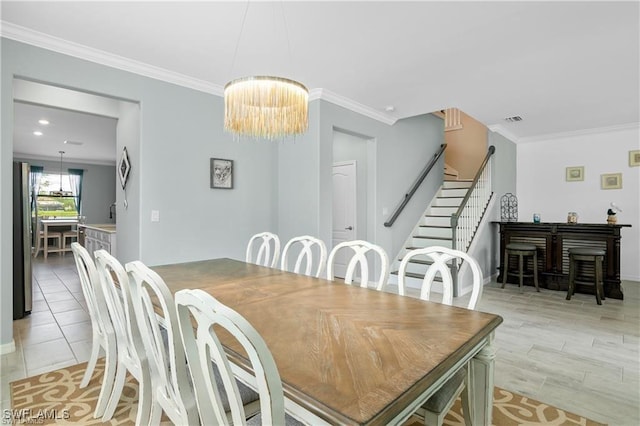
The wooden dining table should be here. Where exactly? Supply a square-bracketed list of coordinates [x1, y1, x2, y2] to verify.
[151, 258, 503, 426]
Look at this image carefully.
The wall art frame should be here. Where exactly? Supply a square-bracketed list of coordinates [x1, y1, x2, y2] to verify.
[601, 173, 622, 190]
[565, 166, 584, 182]
[118, 147, 131, 189]
[210, 158, 233, 189]
[629, 150, 640, 167]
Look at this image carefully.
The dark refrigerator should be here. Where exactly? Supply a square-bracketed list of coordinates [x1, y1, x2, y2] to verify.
[13, 161, 32, 319]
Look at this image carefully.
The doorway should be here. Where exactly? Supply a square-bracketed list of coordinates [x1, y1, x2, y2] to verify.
[331, 129, 376, 278]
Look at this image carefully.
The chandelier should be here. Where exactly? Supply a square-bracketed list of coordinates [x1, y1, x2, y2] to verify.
[223, 2, 308, 140]
[224, 76, 308, 140]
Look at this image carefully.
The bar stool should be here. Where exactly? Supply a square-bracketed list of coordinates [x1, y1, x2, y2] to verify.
[502, 243, 539, 293]
[566, 247, 605, 305]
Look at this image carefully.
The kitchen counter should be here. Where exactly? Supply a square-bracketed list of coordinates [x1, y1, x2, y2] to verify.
[80, 223, 116, 233]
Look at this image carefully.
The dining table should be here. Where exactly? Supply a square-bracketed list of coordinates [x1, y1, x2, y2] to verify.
[41, 218, 78, 259]
[151, 258, 503, 426]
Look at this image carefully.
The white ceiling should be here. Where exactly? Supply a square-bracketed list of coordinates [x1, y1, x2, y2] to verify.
[3, 1, 639, 163]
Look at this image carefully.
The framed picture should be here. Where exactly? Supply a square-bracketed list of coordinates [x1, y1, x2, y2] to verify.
[630, 150, 640, 167]
[210, 158, 233, 189]
[118, 147, 131, 189]
[601, 173, 622, 190]
[565, 166, 584, 182]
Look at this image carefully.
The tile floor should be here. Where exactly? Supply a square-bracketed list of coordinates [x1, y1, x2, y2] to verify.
[1, 254, 639, 425]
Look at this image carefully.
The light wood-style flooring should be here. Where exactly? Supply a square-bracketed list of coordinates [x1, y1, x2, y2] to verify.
[1, 255, 639, 425]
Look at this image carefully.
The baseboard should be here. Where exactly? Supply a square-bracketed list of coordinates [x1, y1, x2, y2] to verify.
[0, 339, 16, 355]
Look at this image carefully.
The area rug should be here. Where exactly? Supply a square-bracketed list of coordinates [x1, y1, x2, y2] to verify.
[11, 360, 604, 425]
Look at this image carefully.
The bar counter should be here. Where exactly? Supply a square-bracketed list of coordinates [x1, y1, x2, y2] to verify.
[494, 221, 631, 299]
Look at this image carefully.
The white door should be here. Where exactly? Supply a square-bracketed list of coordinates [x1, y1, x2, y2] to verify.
[332, 161, 357, 278]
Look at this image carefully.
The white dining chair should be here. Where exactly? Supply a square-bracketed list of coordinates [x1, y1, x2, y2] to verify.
[280, 235, 327, 278]
[125, 260, 199, 425]
[246, 232, 281, 268]
[175, 289, 303, 425]
[326, 240, 389, 291]
[70, 243, 117, 420]
[93, 250, 152, 425]
[397, 246, 484, 426]
[126, 261, 261, 424]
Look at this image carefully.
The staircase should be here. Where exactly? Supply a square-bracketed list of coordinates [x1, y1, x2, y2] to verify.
[390, 180, 473, 282]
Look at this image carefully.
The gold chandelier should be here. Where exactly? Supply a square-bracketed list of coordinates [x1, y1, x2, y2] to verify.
[224, 76, 308, 140]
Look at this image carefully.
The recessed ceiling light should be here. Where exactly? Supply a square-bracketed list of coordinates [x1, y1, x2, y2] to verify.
[33, 131, 43, 136]
[38, 119, 49, 125]
[385, 105, 396, 112]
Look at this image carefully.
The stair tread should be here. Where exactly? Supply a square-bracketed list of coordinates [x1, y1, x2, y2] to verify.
[425, 214, 451, 217]
[419, 225, 452, 229]
[390, 270, 443, 281]
[413, 235, 452, 240]
[398, 258, 435, 265]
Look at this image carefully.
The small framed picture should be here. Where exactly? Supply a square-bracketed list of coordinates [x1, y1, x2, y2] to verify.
[601, 173, 622, 190]
[629, 150, 640, 167]
[210, 158, 233, 189]
[566, 166, 584, 182]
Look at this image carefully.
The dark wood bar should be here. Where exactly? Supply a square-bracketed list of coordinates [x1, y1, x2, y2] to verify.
[494, 222, 631, 299]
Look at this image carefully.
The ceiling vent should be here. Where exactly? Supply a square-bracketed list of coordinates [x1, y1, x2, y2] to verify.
[504, 116, 523, 123]
[63, 140, 84, 145]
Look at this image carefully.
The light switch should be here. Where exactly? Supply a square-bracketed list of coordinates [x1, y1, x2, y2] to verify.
[151, 210, 160, 222]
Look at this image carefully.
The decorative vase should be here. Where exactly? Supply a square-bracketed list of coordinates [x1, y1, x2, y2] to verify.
[607, 215, 617, 224]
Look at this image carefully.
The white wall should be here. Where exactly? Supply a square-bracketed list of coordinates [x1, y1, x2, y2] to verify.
[517, 126, 640, 281]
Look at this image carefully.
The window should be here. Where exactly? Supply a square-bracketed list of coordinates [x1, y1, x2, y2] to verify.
[36, 172, 77, 217]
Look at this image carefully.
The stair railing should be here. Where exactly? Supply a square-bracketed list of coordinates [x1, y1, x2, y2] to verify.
[449, 145, 495, 297]
[451, 145, 495, 252]
[384, 144, 447, 227]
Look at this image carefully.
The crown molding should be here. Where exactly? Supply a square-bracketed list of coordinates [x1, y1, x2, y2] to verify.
[487, 124, 520, 143]
[488, 122, 640, 144]
[516, 122, 640, 143]
[310, 88, 397, 125]
[2, 22, 397, 126]
[1, 21, 223, 96]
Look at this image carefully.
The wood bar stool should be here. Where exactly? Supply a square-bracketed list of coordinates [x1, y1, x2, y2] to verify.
[566, 247, 605, 305]
[502, 243, 539, 293]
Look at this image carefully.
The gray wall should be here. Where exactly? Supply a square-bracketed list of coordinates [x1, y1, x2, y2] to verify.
[13, 158, 116, 224]
[1, 37, 445, 350]
[489, 130, 517, 205]
[1, 38, 278, 349]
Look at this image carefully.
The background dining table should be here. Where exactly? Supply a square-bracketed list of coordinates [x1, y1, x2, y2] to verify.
[151, 258, 503, 425]
[41, 218, 78, 259]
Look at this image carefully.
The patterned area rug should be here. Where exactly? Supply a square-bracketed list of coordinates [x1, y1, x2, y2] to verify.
[10, 360, 604, 425]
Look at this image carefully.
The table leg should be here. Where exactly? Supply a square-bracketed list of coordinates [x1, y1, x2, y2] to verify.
[468, 332, 496, 425]
[44, 224, 48, 259]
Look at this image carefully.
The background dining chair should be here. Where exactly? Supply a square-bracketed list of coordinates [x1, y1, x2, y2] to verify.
[280, 235, 327, 278]
[397, 246, 483, 426]
[33, 215, 61, 258]
[175, 289, 303, 425]
[246, 232, 281, 268]
[70, 243, 117, 420]
[326, 240, 389, 291]
[94, 250, 152, 425]
[61, 224, 79, 254]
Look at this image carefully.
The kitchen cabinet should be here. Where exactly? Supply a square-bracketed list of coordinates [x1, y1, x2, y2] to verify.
[79, 224, 117, 257]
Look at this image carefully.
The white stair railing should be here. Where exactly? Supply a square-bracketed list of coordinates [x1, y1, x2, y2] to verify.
[450, 146, 495, 294]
